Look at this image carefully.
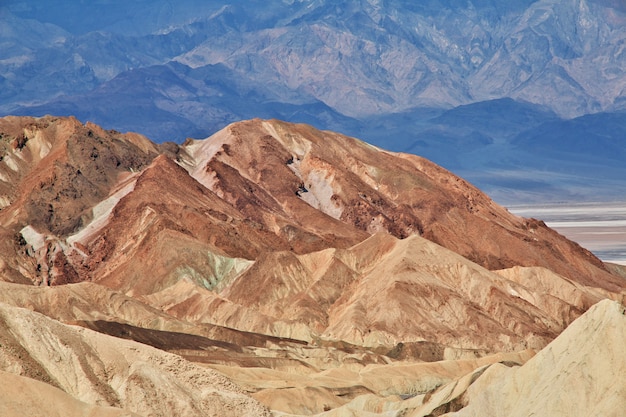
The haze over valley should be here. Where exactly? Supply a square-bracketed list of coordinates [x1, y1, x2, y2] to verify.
[511, 202, 626, 265]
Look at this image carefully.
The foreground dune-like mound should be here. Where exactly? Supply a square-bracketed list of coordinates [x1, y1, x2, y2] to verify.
[0, 302, 270, 417]
[278, 299, 626, 417]
[0, 370, 139, 417]
[445, 299, 626, 417]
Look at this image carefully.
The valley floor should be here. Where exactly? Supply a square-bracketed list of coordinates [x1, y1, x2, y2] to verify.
[509, 202, 626, 265]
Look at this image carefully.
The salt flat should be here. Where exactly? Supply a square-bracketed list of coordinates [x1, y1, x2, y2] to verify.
[509, 202, 626, 265]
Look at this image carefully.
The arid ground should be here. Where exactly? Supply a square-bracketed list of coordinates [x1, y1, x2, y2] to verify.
[510, 202, 626, 265]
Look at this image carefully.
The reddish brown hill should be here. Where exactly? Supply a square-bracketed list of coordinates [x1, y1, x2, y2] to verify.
[1, 115, 623, 295]
[181, 118, 622, 291]
[1, 115, 625, 416]
[78, 154, 324, 294]
[0, 116, 159, 284]
[0, 116, 158, 234]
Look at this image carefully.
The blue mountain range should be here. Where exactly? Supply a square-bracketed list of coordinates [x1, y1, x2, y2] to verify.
[1, 0, 625, 202]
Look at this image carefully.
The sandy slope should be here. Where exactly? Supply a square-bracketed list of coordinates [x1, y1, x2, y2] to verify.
[261, 299, 626, 417]
[444, 299, 626, 417]
[0, 302, 270, 417]
[0, 370, 139, 417]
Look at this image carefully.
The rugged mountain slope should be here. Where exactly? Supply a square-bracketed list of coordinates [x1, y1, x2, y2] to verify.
[6, 0, 625, 119]
[2, 116, 622, 292]
[2, 115, 624, 314]
[0, 115, 625, 415]
[3, 1, 626, 201]
[0, 116, 158, 233]
[181, 119, 623, 289]
[0, 116, 159, 284]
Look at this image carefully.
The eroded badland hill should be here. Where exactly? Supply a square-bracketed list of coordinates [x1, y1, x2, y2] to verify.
[0, 115, 624, 416]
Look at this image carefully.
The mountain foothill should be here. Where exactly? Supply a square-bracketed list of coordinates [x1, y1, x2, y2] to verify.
[0, 115, 624, 416]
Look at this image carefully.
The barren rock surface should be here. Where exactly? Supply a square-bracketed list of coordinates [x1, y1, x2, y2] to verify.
[443, 299, 626, 417]
[0, 302, 270, 417]
[0, 116, 624, 415]
[0, 370, 139, 417]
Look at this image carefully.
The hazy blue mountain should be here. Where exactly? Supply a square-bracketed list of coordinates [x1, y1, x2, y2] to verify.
[11, 60, 361, 142]
[1, 0, 626, 202]
[513, 111, 626, 166]
[442, 108, 626, 203]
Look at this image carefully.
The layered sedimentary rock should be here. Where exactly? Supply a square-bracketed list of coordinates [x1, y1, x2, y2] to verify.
[0, 115, 624, 415]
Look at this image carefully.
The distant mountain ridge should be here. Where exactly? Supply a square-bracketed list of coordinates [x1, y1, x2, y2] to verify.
[1, 0, 626, 202]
